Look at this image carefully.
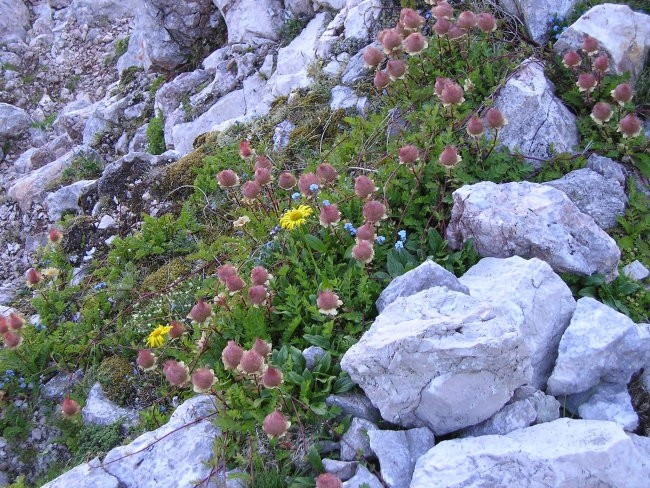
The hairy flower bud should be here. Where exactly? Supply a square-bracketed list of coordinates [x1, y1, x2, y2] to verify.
[192, 368, 216, 393]
[316, 474, 343, 488]
[250, 266, 270, 286]
[3, 330, 22, 349]
[399, 8, 425, 32]
[241, 181, 261, 202]
[398, 145, 420, 164]
[380, 29, 403, 55]
[617, 113, 642, 138]
[611, 83, 632, 105]
[352, 240, 375, 264]
[403, 32, 428, 55]
[225, 274, 246, 294]
[263, 411, 291, 439]
[363, 200, 387, 223]
[187, 299, 212, 323]
[593, 53, 609, 72]
[590, 102, 612, 125]
[439, 145, 462, 168]
[254, 155, 273, 171]
[466, 116, 485, 137]
[254, 167, 272, 186]
[447, 25, 465, 40]
[355, 222, 376, 242]
[168, 320, 186, 339]
[476, 12, 497, 33]
[432, 1, 453, 20]
[354, 175, 378, 199]
[248, 285, 268, 306]
[363, 46, 385, 69]
[374, 70, 390, 90]
[217, 169, 240, 188]
[316, 163, 338, 184]
[253, 337, 272, 357]
[317, 290, 343, 316]
[457, 11, 477, 30]
[485, 108, 507, 129]
[137, 350, 157, 371]
[582, 34, 599, 55]
[278, 171, 297, 190]
[262, 367, 283, 389]
[239, 349, 265, 374]
[48, 228, 63, 244]
[433, 17, 451, 36]
[9, 312, 25, 330]
[0, 316, 8, 334]
[441, 82, 464, 106]
[26, 268, 42, 287]
[576, 73, 597, 93]
[222, 341, 244, 370]
[163, 360, 190, 387]
[61, 397, 80, 418]
[239, 140, 253, 159]
[562, 50, 581, 69]
[319, 204, 341, 228]
[217, 264, 238, 283]
[298, 172, 319, 196]
[434, 77, 451, 98]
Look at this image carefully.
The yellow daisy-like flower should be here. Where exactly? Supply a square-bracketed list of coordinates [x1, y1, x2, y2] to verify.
[146, 325, 172, 348]
[41, 267, 60, 279]
[279, 205, 313, 230]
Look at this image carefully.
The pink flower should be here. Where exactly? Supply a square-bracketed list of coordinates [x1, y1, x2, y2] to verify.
[254, 167, 272, 186]
[590, 102, 612, 125]
[593, 54, 609, 72]
[432, 1, 454, 20]
[222, 341, 244, 370]
[440, 82, 464, 106]
[355, 222, 376, 242]
[387, 59, 407, 81]
[562, 50, 581, 69]
[317, 289, 343, 316]
[352, 240, 375, 264]
[0, 316, 8, 334]
[379, 29, 403, 55]
[8, 312, 25, 330]
[466, 116, 484, 137]
[457, 11, 477, 30]
[137, 350, 157, 371]
[320, 204, 341, 228]
[439, 145, 462, 168]
[611, 83, 632, 106]
[187, 299, 212, 323]
[403, 32, 428, 55]
[191, 368, 216, 393]
[576, 73, 597, 93]
[217, 264, 238, 283]
[239, 140, 253, 159]
[485, 108, 507, 129]
[168, 320, 186, 339]
[399, 8, 425, 32]
[374, 70, 390, 90]
[251, 266, 271, 286]
[217, 169, 240, 188]
[48, 228, 63, 244]
[263, 411, 291, 439]
[61, 397, 80, 418]
[241, 181, 261, 202]
[163, 360, 190, 387]
[476, 12, 497, 33]
[254, 155, 273, 171]
[316, 163, 338, 184]
[248, 285, 268, 306]
[225, 274, 246, 294]
[298, 172, 319, 196]
[3, 330, 22, 349]
[354, 175, 377, 199]
[278, 171, 297, 190]
[363, 200, 387, 223]
[434, 77, 451, 98]
[363, 46, 385, 69]
[252, 337, 272, 357]
[238, 349, 265, 374]
[398, 145, 420, 164]
[433, 18, 451, 36]
[582, 35, 599, 55]
[26, 268, 42, 287]
[262, 367, 283, 389]
[617, 113, 642, 138]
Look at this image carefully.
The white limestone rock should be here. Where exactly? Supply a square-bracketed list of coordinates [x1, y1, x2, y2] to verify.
[342, 465, 382, 488]
[341, 287, 532, 435]
[0, 102, 32, 140]
[554, 4, 650, 81]
[586, 154, 626, 187]
[446, 181, 621, 281]
[343, 0, 381, 42]
[322, 459, 358, 481]
[0, 0, 30, 43]
[623, 260, 649, 281]
[498, 0, 578, 45]
[578, 383, 639, 432]
[45, 179, 97, 221]
[82, 383, 138, 427]
[340, 417, 378, 461]
[41, 457, 119, 488]
[547, 297, 650, 396]
[411, 419, 650, 488]
[212, 0, 284, 44]
[493, 59, 579, 166]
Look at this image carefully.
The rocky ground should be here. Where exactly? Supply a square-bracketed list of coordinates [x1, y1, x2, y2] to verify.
[0, 0, 649, 487]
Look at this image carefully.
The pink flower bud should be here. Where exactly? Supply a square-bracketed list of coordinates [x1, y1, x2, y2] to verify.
[403, 32, 428, 55]
[576, 73, 597, 93]
[191, 368, 216, 393]
[253, 337, 272, 357]
[466, 116, 485, 137]
[447, 25, 465, 40]
[61, 397, 80, 418]
[168, 320, 186, 339]
[239, 140, 253, 159]
[562, 50, 581, 69]
[457, 11, 477, 30]
[278, 171, 297, 190]
[225, 275, 246, 294]
[590, 102, 612, 125]
[263, 411, 291, 439]
[439, 145, 462, 168]
[222, 340, 244, 370]
[611, 83, 632, 105]
[26, 268, 42, 287]
[187, 299, 212, 323]
[316, 474, 343, 488]
[241, 181, 261, 201]
[374, 70, 390, 90]
[399, 8, 425, 31]
[354, 175, 378, 199]
[355, 222, 376, 242]
[434, 77, 451, 98]
[0, 316, 8, 334]
[319, 204, 341, 228]
[254, 167, 272, 186]
[593, 54, 609, 72]
[476, 12, 497, 33]
[582, 34, 599, 55]
[433, 17, 451, 36]
[239, 349, 265, 374]
[298, 172, 319, 196]
[254, 155, 273, 171]
[317, 290, 343, 316]
[432, 1, 453, 20]
[617, 113, 642, 138]
[363, 46, 385, 69]
[352, 240, 375, 264]
[316, 163, 338, 184]
[363, 200, 387, 223]
[398, 145, 420, 164]
[3, 330, 22, 349]
[250, 266, 270, 286]
[9, 312, 25, 330]
[441, 82, 464, 106]
[48, 228, 63, 244]
[137, 350, 157, 371]
[216, 169, 240, 188]
[486, 108, 507, 129]
[163, 360, 190, 386]
[262, 367, 283, 388]
[380, 29, 403, 55]
[217, 264, 238, 283]
[248, 285, 268, 306]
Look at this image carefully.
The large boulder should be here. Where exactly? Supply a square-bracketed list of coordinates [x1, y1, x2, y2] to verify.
[44, 180, 97, 221]
[341, 287, 532, 435]
[411, 419, 650, 487]
[0, 102, 32, 140]
[577, 383, 639, 432]
[212, 0, 284, 44]
[459, 256, 575, 389]
[65, 0, 138, 26]
[446, 181, 621, 281]
[554, 4, 650, 81]
[498, 0, 578, 45]
[493, 59, 579, 166]
[545, 168, 627, 230]
[547, 297, 650, 396]
[41, 457, 120, 488]
[0, 0, 30, 43]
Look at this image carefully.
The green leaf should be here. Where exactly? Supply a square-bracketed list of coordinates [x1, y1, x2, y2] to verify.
[304, 234, 327, 253]
[309, 402, 328, 416]
[286, 372, 304, 385]
[333, 374, 355, 394]
[386, 249, 405, 277]
[304, 334, 330, 349]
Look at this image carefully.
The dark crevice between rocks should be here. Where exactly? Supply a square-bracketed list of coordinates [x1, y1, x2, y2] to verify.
[628, 369, 650, 436]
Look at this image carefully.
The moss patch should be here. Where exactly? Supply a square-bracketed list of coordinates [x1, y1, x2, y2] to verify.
[141, 257, 189, 292]
[96, 356, 136, 407]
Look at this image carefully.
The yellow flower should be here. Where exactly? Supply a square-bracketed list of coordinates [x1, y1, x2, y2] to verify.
[146, 325, 172, 348]
[279, 205, 313, 230]
[41, 267, 60, 279]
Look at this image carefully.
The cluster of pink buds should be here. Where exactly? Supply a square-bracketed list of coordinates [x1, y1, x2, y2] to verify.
[1, 313, 26, 350]
[221, 337, 284, 390]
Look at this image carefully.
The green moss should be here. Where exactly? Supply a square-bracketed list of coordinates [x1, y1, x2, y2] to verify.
[96, 356, 135, 407]
[156, 148, 206, 194]
[141, 257, 189, 292]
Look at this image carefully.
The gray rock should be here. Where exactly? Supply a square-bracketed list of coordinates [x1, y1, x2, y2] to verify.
[329, 85, 366, 113]
[411, 419, 650, 488]
[65, 0, 138, 26]
[367, 427, 435, 488]
[578, 383, 638, 432]
[342, 287, 532, 435]
[547, 297, 650, 396]
[154, 70, 211, 122]
[302, 345, 326, 370]
[97, 215, 116, 230]
[96, 152, 156, 198]
[341, 48, 368, 85]
[493, 59, 579, 167]
[41, 370, 84, 401]
[498, 0, 578, 44]
[376, 259, 469, 313]
[459, 256, 575, 389]
[286, 0, 314, 17]
[586, 154, 626, 187]
[545, 168, 627, 230]
[554, 4, 650, 81]
[343, 0, 382, 42]
[45, 180, 97, 221]
[41, 457, 119, 488]
[446, 181, 621, 281]
[0, 0, 30, 43]
[322, 458, 358, 481]
[623, 260, 649, 281]
[512, 386, 561, 424]
[128, 124, 149, 153]
[102, 395, 219, 487]
[213, 0, 284, 44]
[0, 103, 32, 140]
[325, 393, 381, 424]
[53, 97, 95, 142]
[272, 120, 295, 151]
[340, 417, 378, 461]
[342, 465, 382, 488]
[82, 383, 138, 427]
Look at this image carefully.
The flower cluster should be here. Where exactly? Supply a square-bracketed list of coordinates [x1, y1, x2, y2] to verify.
[0, 312, 26, 350]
